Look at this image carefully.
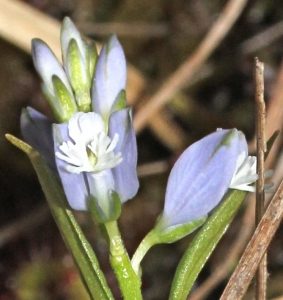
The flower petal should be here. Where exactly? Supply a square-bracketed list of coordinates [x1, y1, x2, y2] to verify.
[68, 112, 105, 144]
[53, 122, 89, 210]
[32, 39, 73, 96]
[91, 35, 126, 119]
[162, 129, 247, 228]
[60, 17, 86, 67]
[21, 107, 56, 172]
[108, 108, 139, 202]
[86, 170, 115, 218]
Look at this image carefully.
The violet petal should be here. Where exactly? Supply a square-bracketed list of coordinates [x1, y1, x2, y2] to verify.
[91, 35, 126, 119]
[53, 122, 89, 210]
[32, 39, 72, 96]
[21, 107, 56, 172]
[108, 108, 139, 202]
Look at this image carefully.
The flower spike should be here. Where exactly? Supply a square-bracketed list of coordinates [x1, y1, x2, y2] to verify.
[24, 18, 138, 221]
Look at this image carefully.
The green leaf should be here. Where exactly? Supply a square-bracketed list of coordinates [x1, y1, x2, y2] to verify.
[113, 90, 127, 112]
[89, 191, 122, 224]
[155, 216, 207, 244]
[86, 40, 98, 83]
[131, 216, 206, 276]
[66, 39, 91, 112]
[169, 189, 247, 300]
[6, 134, 114, 300]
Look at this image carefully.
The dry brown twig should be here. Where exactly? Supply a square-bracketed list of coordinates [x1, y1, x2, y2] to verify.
[187, 55, 283, 300]
[218, 57, 283, 300]
[188, 60, 268, 300]
[240, 20, 283, 54]
[135, 2, 283, 153]
[220, 177, 283, 300]
[254, 58, 267, 300]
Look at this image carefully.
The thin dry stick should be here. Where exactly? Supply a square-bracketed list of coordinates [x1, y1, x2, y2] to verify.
[188, 59, 283, 300]
[148, 110, 188, 151]
[137, 160, 169, 178]
[220, 179, 283, 300]
[134, 0, 248, 132]
[240, 20, 283, 54]
[254, 58, 267, 300]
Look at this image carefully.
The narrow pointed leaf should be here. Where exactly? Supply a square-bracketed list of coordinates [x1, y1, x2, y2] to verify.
[169, 189, 247, 300]
[86, 40, 98, 83]
[6, 134, 114, 300]
[52, 75, 78, 122]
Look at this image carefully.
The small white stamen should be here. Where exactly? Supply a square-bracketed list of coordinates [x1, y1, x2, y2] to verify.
[229, 153, 274, 193]
[55, 112, 123, 174]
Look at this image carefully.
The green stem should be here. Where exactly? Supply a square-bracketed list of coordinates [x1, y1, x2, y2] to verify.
[169, 190, 247, 300]
[131, 231, 156, 275]
[105, 221, 142, 300]
[6, 134, 113, 300]
[131, 216, 206, 276]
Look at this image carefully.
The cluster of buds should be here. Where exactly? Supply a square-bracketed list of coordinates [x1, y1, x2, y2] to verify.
[21, 17, 139, 222]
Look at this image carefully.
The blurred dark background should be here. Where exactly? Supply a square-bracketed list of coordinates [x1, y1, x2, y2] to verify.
[1, 0, 283, 299]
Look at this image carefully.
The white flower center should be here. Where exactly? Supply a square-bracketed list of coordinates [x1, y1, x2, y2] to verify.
[55, 112, 123, 174]
[229, 153, 258, 192]
[229, 152, 274, 193]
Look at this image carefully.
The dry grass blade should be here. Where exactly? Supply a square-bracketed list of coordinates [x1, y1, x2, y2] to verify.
[240, 20, 283, 54]
[189, 55, 283, 300]
[220, 180, 283, 300]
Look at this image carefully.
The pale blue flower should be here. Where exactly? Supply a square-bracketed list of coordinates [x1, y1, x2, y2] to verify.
[158, 129, 255, 229]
